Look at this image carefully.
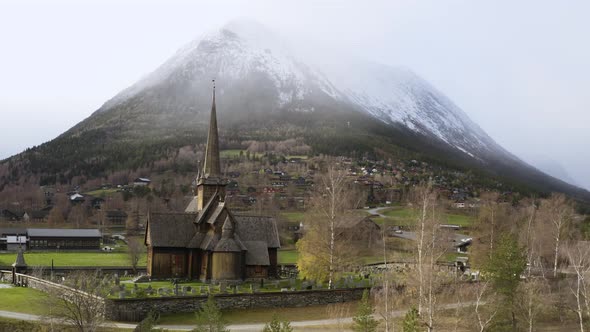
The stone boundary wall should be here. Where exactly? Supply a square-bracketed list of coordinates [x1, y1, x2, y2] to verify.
[0, 270, 105, 305]
[1, 270, 367, 323]
[106, 288, 368, 322]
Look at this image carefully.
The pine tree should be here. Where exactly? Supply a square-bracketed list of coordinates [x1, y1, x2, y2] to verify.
[402, 307, 420, 332]
[262, 313, 293, 332]
[191, 295, 229, 332]
[352, 289, 378, 332]
[482, 234, 526, 329]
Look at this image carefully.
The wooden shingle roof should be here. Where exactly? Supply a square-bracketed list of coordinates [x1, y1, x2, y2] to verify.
[243, 241, 270, 265]
[146, 212, 197, 247]
[146, 208, 280, 256]
[234, 215, 280, 248]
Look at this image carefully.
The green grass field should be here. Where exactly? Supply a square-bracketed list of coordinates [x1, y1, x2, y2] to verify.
[444, 214, 473, 227]
[286, 155, 309, 160]
[378, 207, 475, 227]
[0, 284, 49, 315]
[382, 207, 414, 219]
[280, 212, 305, 223]
[0, 252, 147, 267]
[278, 249, 298, 264]
[0, 248, 291, 267]
[83, 188, 119, 197]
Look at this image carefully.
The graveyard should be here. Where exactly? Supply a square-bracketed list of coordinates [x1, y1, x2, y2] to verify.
[108, 274, 373, 299]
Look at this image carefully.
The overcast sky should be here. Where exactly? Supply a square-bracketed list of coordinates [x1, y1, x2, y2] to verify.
[0, 0, 588, 189]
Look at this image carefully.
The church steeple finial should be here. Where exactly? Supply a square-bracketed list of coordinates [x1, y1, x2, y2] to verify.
[202, 80, 221, 178]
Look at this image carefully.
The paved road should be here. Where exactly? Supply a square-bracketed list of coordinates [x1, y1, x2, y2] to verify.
[367, 206, 391, 218]
[367, 206, 471, 250]
[0, 302, 475, 331]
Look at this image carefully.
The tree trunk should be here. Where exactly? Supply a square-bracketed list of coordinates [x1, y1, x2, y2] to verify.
[553, 234, 560, 278]
[417, 193, 427, 315]
[577, 275, 585, 332]
[489, 208, 495, 259]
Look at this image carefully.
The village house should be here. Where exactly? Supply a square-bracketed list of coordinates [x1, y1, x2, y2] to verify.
[106, 210, 128, 227]
[69, 193, 85, 204]
[145, 85, 280, 281]
[0, 228, 101, 251]
[28, 210, 50, 223]
[133, 178, 151, 187]
[336, 216, 381, 248]
[0, 209, 26, 222]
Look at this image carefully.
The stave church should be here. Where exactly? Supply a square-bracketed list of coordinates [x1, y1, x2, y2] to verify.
[145, 84, 280, 281]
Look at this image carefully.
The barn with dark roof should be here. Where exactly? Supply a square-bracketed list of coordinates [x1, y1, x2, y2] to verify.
[145, 85, 280, 281]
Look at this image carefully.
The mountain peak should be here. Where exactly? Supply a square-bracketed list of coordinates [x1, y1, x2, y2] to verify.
[221, 18, 273, 38]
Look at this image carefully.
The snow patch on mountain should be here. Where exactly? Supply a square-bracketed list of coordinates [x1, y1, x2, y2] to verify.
[101, 19, 514, 163]
[103, 19, 340, 111]
[318, 60, 502, 160]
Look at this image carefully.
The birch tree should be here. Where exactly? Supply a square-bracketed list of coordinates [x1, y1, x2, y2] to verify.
[408, 181, 449, 331]
[540, 193, 574, 277]
[473, 281, 498, 332]
[296, 165, 358, 287]
[515, 278, 549, 332]
[564, 242, 590, 332]
[44, 271, 110, 332]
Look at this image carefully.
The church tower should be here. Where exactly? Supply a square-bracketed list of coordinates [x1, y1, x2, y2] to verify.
[196, 81, 225, 211]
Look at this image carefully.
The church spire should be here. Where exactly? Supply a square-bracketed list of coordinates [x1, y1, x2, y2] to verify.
[202, 80, 221, 178]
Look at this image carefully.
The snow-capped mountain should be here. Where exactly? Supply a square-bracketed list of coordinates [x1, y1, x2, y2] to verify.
[100, 19, 513, 164]
[55, 19, 589, 201]
[321, 60, 511, 161]
[102, 19, 342, 113]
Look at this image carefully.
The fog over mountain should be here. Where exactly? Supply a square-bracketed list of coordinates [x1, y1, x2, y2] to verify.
[0, 1, 588, 190]
[525, 155, 580, 188]
[24, 18, 579, 203]
[102, 19, 514, 164]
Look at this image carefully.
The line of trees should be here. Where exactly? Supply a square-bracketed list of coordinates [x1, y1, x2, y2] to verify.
[295, 167, 586, 331]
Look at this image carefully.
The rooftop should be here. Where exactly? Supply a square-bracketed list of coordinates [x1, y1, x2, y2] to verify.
[27, 228, 101, 238]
